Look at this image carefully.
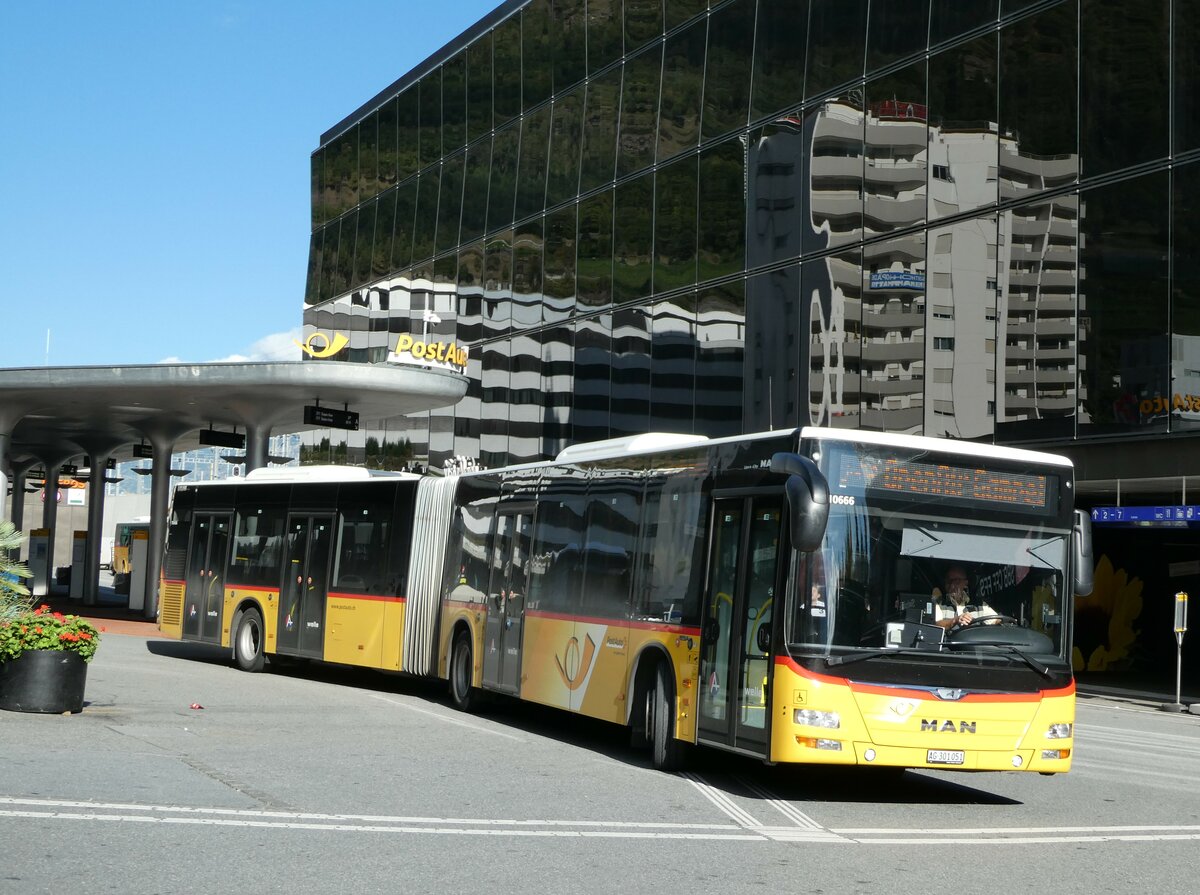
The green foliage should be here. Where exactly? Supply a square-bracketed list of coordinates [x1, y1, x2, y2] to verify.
[0, 521, 33, 621]
[0, 604, 101, 663]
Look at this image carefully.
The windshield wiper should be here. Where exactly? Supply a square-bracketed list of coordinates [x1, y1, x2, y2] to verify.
[824, 648, 927, 667]
[962, 642, 1053, 678]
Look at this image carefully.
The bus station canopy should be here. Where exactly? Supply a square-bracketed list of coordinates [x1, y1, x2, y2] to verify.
[0, 360, 468, 468]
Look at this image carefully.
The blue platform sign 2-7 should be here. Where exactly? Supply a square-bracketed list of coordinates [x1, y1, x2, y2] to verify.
[1090, 505, 1200, 525]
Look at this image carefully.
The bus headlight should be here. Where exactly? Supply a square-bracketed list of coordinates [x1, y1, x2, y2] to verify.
[794, 709, 841, 729]
[1045, 723, 1073, 739]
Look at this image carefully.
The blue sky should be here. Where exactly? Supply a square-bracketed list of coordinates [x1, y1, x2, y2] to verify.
[0, 1, 497, 368]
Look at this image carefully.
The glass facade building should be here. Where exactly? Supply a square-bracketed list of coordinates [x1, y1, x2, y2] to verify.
[303, 0, 1200, 476]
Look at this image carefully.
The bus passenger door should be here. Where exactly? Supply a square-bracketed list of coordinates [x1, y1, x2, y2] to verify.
[482, 511, 531, 695]
[278, 514, 335, 658]
[183, 513, 231, 644]
[697, 495, 782, 756]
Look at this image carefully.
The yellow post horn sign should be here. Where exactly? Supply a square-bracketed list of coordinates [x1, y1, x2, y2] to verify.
[295, 332, 349, 358]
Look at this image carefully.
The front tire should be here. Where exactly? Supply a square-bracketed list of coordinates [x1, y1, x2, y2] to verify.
[650, 661, 685, 771]
[233, 608, 265, 673]
[449, 631, 478, 712]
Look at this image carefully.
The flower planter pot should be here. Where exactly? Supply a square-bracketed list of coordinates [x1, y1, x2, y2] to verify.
[0, 649, 88, 714]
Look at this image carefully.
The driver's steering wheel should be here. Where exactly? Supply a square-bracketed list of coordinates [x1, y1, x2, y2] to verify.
[952, 613, 1018, 632]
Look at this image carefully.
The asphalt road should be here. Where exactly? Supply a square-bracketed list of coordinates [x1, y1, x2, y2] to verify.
[1, 633, 1197, 895]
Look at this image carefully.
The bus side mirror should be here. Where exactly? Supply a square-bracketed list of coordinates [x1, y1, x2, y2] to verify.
[770, 452, 829, 553]
[1072, 509, 1094, 596]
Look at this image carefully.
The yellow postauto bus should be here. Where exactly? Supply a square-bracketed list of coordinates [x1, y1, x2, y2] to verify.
[159, 427, 1092, 773]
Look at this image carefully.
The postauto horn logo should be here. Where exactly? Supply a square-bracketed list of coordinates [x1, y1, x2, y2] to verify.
[295, 331, 349, 359]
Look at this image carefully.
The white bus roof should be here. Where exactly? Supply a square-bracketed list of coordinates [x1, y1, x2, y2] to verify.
[798, 426, 1074, 468]
[178, 466, 421, 487]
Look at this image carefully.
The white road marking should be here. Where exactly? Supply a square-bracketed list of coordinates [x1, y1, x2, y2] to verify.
[0, 797, 759, 841]
[368, 694, 524, 740]
[679, 772, 763, 828]
[735, 776, 825, 831]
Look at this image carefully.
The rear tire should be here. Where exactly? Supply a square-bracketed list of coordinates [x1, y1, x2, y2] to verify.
[233, 608, 265, 673]
[650, 661, 685, 771]
[449, 631, 478, 712]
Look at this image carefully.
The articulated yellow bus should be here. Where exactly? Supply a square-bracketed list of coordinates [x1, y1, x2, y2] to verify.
[159, 427, 1092, 773]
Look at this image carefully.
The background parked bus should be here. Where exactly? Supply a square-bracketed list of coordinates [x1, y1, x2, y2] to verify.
[111, 517, 150, 594]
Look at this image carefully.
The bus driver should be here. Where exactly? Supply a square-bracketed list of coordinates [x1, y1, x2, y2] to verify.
[932, 565, 997, 630]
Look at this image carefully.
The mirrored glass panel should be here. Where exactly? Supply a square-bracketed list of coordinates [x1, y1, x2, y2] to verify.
[509, 331, 544, 464]
[657, 19, 705, 163]
[573, 313, 613, 440]
[1176, 5, 1200, 153]
[999, 4, 1078, 199]
[995, 196, 1079, 442]
[397, 88, 419, 182]
[457, 240, 485, 344]
[702, 0, 754, 142]
[554, 0, 587, 94]
[748, 120, 806, 269]
[809, 94, 865, 248]
[467, 33, 492, 143]
[611, 305, 652, 436]
[544, 205, 577, 323]
[494, 14, 522, 128]
[487, 123, 521, 233]
[587, 0, 623, 75]
[699, 138, 747, 282]
[862, 232, 925, 434]
[614, 172, 655, 302]
[806, 250, 864, 428]
[319, 225, 340, 302]
[391, 180, 417, 272]
[930, 0, 996, 46]
[413, 169, 439, 262]
[577, 190, 615, 310]
[546, 87, 584, 208]
[455, 353, 484, 459]
[745, 266, 800, 432]
[654, 155, 698, 292]
[523, 0, 554, 110]
[443, 52, 467, 152]
[666, 0, 706, 31]
[305, 230, 323, 305]
[924, 217, 997, 440]
[1172, 164, 1200, 432]
[651, 296, 697, 432]
[333, 213, 356, 297]
[515, 105, 551, 221]
[461, 138, 492, 243]
[1080, 0, 1168, 178]
[481, 342, 511, 467]
[330, 127, 358, 218]
[867, 0, 929, 73]
[1077, 173, 1170, 437]
[484, 229, 514, 339]
[618, 44, 663, 177]
[624, 0, 663, 55]
[928, 33, 998, 222]
[377, 97, 398, 192]
[372, 189, 396, 281]
[696, 281, 746, 437]
[865, 61, 927, 239]
[359, 113, 378, 204]
[806, 0, 868, 100]
[752, 0, 809, 123]
[418, 70, 442, 169]
[540, 323, 575, 456]
[512, 219, 544, 329]
[436, 154, 464, 257]
[580, 67, 622, 191]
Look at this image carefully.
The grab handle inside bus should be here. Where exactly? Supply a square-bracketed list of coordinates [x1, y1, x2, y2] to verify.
[770, 452, 830, 553]
[1072, 509, 1094, 597]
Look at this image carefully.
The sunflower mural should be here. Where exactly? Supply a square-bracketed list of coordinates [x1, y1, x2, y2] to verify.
[1072, 554, 1144, 672]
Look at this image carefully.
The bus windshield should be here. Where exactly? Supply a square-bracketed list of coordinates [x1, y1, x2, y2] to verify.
[787, 439, 1072, 662]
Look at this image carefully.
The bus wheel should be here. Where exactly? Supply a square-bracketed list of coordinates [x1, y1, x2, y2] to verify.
[233, 608, 265, 673]
[650, 662, 685, 771]
[449, 632, 477, 712]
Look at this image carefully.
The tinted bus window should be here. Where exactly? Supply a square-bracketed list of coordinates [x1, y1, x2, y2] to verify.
[228, 503, 287, 588]
[529, 469, 587, 613]
[332, 482, 398, 594]
[637, 472, 709, 625]
[581, 474, 642, 618]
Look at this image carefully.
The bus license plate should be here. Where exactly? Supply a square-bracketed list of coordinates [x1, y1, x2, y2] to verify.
[927, 749, 965, 766]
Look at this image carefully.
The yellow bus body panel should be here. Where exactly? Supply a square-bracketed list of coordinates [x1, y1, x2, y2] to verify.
[324, 595, 394, 668]
[770, 659, 1075, 772]
[158, 580, 185, 639]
